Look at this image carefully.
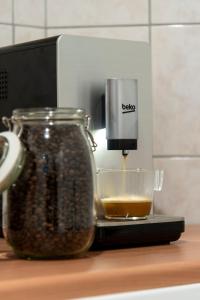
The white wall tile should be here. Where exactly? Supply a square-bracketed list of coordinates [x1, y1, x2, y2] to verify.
[47, 26, 149, 42]
[47, 0, 148, 27]
[152, 0, 200, 23]
[0, 0, 12, 23]
[152, 25, 200, 156]
[0, 25, 12, 47]
[15, 27, 45, 44]
[14, 0, 45, 26]
[154, 158, 200, 224]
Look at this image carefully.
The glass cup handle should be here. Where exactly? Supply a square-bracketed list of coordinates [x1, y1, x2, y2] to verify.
[154, 169, 164, 192]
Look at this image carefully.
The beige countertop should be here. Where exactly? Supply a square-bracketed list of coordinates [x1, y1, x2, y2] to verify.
[0, 225, 200, 299]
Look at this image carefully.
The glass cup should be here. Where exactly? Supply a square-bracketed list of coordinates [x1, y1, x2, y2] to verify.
[97, 169, 163, 220]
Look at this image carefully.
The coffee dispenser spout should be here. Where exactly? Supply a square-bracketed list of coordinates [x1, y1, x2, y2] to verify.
[122, 150, 129, 157]
[105, 78, 138, 152]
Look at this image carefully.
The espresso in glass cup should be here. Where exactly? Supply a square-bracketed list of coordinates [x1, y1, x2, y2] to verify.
[97, 169, 163, 220]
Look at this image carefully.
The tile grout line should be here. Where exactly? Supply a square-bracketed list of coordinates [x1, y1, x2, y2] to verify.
[47, 24, 150, 29]
[0, 22, 14, 26]
[3, 23, 45, 29]
[153, 155, 200, 159]
[2, 22, 200, 30]
[12, 0, 15, 44]
[151, 22, 200, 26]
[46, 22, 200, 29]
[44, 0, 47, 37]
[148, 0, 152, 45]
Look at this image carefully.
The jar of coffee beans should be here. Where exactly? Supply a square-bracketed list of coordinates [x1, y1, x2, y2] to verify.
[0, 108, 96, 259]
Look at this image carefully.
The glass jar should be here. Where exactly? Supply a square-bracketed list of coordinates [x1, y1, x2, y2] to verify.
[0, 108, 95, 259]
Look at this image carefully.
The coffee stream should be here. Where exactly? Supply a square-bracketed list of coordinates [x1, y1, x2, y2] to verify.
[121, 155, 127, 196]
[102, 156, 152, 219]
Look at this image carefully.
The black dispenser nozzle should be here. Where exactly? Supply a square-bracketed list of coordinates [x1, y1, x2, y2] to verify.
[122, 150, 129, 157]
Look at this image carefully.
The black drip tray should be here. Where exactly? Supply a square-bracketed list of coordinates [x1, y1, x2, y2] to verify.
[91, 215, 185, 250]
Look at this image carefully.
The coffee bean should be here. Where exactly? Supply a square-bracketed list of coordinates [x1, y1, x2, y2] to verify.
[4, 123, 94, 259]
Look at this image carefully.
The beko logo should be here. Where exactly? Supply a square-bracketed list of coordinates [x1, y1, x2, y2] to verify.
[122, 104, 136, 114]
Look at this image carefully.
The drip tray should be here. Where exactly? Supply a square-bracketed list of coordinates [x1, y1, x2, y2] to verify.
[91, 215, 185, 250]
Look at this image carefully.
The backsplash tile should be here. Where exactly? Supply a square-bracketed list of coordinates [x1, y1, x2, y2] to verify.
[152, 0, 200, 24]
[14, 0, 45, 26]
[0, 0, 12, 23]
[15, 27, 45, 44]
[154, 158, 200, 224]
[47, 26, 149, 42]
[47, 0, 148, 27]
[152, 25, 200, 156]
[0, 25, 12, 47]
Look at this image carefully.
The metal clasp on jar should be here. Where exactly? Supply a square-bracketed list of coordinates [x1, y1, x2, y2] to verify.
[2, 116, 23, 138]
[85, 115, 97, 152]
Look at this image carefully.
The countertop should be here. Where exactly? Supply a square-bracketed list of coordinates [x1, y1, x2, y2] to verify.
[0, 225, 200, 299]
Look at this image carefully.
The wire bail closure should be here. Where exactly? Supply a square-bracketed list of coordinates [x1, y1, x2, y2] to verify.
[2, 117, 12, 132]
[85, 115, 97, 152]
[2, 116, 23, 138]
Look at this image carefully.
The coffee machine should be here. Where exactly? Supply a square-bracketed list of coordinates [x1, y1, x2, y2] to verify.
[0, 35, 184, 246]
[0, 34, 152, 167]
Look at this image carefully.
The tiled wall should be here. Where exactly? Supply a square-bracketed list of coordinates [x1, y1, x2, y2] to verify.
[0, 0, 45, 45]
[1, 0, 200, 223]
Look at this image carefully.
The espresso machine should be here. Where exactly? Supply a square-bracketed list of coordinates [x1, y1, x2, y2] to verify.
[0, 35, 184, 246]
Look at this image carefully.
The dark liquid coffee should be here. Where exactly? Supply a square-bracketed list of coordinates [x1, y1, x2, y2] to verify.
[102, 197, 152, 218]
